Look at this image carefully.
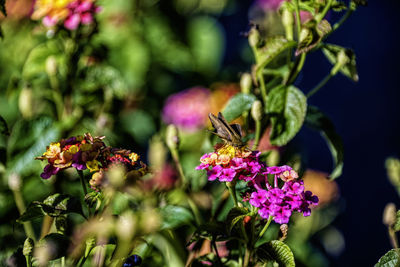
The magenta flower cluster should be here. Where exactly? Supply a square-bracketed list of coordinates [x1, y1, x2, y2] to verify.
[162, 87, 211, 132]
[195, 151, 265, 182]
[196, 151, 319, 224]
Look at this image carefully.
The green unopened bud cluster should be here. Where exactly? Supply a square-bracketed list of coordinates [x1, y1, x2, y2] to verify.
[251, 100, 263, 122]
[386, 157, 400, 188]
[383, 203, 397, 227]
[248, 27, 260, 48]
[281, 9, 294, 40]
[166, 124, 180, 151]
[240, 73, 252, 94]
[23, 237, 35, 257]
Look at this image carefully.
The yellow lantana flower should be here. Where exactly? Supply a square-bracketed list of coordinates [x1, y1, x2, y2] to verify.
[86, 160, 100, 172]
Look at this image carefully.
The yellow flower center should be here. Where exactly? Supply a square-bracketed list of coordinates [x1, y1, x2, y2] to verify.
[129, 153, 139, 163]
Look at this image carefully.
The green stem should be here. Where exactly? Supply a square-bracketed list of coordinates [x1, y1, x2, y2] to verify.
[293, 0, 301, 37]
[61, 256, 66, 267]
[252, 120, 261, 150]
[226, 182, 238, 207]
[25, 255, 32, 267]
[315, 0, 333, 22]
[243, 248, 251, 267]
[12, 189, 36, 241]
[258, 72, 268, 105]
[171, 149, 187, 185]
[78, 170, 88, 196]
[187, 198, 203, 225]
[212, 240, 223, 267]
[258, 216, 273, 239]
[306, 73, 333, 98]
[78, 256, 88, 267]
[389, 227, 399, 249]
[287, 53, 306, 85]
[77, 170, 91, 218]
[323, 3, 355, 41]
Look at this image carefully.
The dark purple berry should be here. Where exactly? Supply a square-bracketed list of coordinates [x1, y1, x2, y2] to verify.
[123, 255, 142, 266]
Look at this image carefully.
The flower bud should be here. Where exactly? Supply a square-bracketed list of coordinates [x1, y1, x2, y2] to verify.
[8, 173, 21, 191]
[279, 224, 288, 241]
[337, 50, 350, 67]
[45, 56, 57, 77]
[281, 9, 294, 40]
[383, 203, 397, 227]
[251, 100, 263, 122]
[248, 27, 260, 48]
[282, 9, 294, 27]
[165, 124, 180, 151]
[386, 158, 400, 187]
[298, 27, 311, 45]
[19, 87, 33, 119]
[266, 149, 280, 166]
[240, 73, 252, 94]
[23, 238, 34, 257]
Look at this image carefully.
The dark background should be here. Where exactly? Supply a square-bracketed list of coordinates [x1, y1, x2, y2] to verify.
[219, 0, 400, 265]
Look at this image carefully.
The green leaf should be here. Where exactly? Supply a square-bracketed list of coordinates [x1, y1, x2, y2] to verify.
[7, 117, 60, 176]
[256, 240, 295, 267]
[394, 210, 400, 232]
[42, 193, 84, 217]
[222, 93, 257, 122]
[18, 194, 84, 222]
[305, 106, 344, 179]
[322, 44, 359, 82]
[160, 205, 194, 230]
[375, 249, 400, 267]
[22, 41, 66, 80]
[188, 222, 227, 245]
[0, 115, 9, 136]
[267, 85, 307, 146]
[255, 37, 297, 72]
[17, 202, 46, 222]
[38, 233, 70, 260]
[0, 0, 6, 16]
[81, 65, 129, 99]
[225, 207, 249, 232]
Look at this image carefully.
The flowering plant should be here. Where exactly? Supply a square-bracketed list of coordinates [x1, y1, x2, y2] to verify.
[0, 0, 367, 266]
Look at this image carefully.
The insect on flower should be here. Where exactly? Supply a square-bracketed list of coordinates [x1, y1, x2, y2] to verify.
[208, 112, 246, 148]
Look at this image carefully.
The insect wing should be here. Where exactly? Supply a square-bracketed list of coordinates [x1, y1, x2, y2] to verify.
[217, 112, 242, 142]
[208, 113, 233, 141]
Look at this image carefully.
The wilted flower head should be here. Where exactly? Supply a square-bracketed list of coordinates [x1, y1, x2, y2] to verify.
[31, 0, 101, 30]
[162, 87, 211, 132]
